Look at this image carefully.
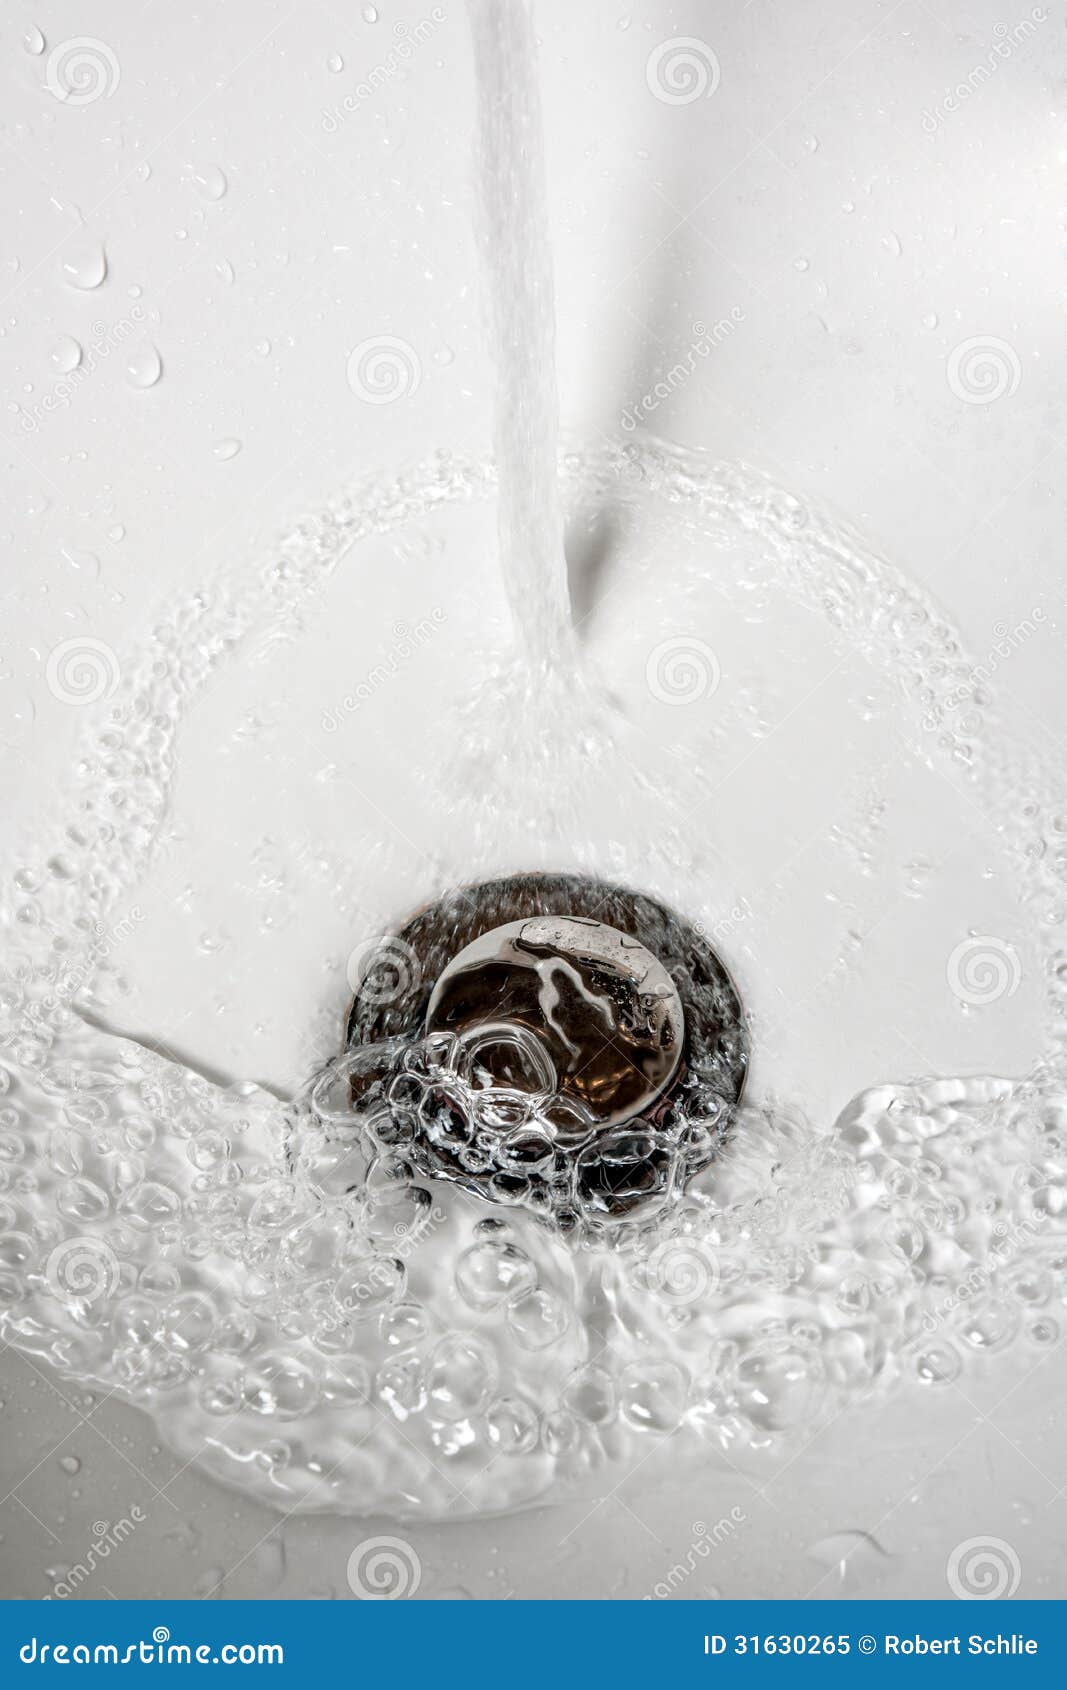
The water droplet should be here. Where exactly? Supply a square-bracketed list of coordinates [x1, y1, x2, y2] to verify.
[125, 343, 163, 388]
[254, 339, 271, 357]
[915, 1343, 960, 1384]
[50, 335, 82, 374]
[807, 1530, 889, 1587]
[922, 311, 939, 330]
[59, 1455, 81, 1475]
[24, 27, 46, 56]
[455, 1240, 536, 1311]
[427, 1334, 496, 1421]
[327, 52, 344, 73]
[505, 1286, 570, 1349]
[189, 164, 228, 202]
[362, 5, 379, 21]
[215, 259, 235, 285]
[59, 546, 100, 578]
[793, 257, 810, 272]
[60, 241, 107, 290]
[212, 436, 242, 460]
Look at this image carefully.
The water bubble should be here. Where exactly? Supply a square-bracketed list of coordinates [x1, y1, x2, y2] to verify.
[199, 1369, 244, 1415]
[486, 1395, 539, 1454]
[380, 1302, 429, 1348]
[619, 1360, 688, 1432]
[50, 336, 82, 374]
[959, 1298, 1019, 1352]
[335, 1255, 405, 1320]
[60, 241, 107, 290]
[56, 1178, 110, 1221]
[244, 1352, 320, 1418]
[540, 1407, 579, 1455]
[212, 437, 242, 461]
[427, 1334, 496, 1421]
[454, 1239, 536, 1311]
[1029, 1316, 1059, 1345]
[915, 1343, 961, 1384]
[189, 164, 228, 201]
[125, 344, 162, 388]
[117, 1181, 181, 1229]
[562, 1365, 616, 1425]
[376, 1352, 427, 1419]
[505, 1286, 570, 1350]
[735, 1346, 823, 1431]
[317, 1354, 370, 1405]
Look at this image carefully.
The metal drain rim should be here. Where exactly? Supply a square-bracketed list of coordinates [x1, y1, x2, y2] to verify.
[345, 872, 749, 1127]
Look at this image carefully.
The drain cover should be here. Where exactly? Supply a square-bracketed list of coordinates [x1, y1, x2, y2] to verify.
[344, 872, 748, 1227]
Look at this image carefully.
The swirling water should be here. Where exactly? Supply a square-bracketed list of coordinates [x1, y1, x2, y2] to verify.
[1, 438, 1065, 1520]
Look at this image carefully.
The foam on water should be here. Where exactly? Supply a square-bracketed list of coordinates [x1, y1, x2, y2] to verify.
[1, 439, 1065, 1519]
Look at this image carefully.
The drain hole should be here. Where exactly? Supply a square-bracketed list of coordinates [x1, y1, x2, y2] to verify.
[337, 873, 748, 1234]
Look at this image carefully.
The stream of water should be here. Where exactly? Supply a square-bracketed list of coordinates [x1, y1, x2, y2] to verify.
[468, 0, 573, 664]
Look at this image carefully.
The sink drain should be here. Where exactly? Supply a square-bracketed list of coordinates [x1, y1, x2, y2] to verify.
[342, 873, 748, 1231]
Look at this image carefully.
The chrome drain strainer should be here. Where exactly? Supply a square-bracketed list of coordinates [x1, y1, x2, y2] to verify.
[342, 873, 748, 1233]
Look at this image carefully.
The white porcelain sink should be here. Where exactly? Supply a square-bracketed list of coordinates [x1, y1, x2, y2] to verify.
[1, 0, 1064, 1601]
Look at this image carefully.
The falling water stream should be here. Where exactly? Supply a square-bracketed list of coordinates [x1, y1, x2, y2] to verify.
[468, 0, 573, 662]
[1, 3, 1066, 1524]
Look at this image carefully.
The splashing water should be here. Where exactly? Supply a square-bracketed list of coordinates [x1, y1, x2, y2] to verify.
[2, 5, 1066, 1519]
[2, 438, 1065, 1517]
